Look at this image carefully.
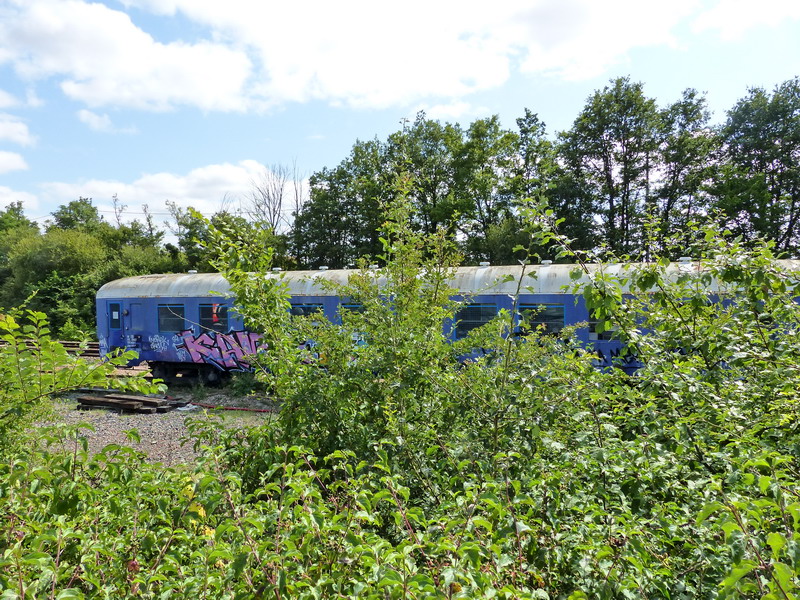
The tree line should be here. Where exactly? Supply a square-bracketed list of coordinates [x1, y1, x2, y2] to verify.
[290, 76, 800, 266]
[1, 75, 798, 335]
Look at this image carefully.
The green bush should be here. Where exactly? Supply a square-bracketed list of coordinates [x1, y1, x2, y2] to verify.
[0, 308, 161, 451]
[2, 198, 800, 597]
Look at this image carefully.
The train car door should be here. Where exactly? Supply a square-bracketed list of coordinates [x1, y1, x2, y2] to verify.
[123, 301, 144, 352]
[105, 301, 124, 350]
[126, 302, 144, 333]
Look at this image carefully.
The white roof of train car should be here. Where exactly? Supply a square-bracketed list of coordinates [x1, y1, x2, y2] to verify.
[97, 260, 800, 300]
[97, 265, 594, 299]
[97, 273, 233, 299]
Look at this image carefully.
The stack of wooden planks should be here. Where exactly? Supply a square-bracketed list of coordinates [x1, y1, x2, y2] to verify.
[76, 393, 188, 414]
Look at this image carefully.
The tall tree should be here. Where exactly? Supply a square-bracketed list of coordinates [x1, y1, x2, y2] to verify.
[455, 115, 519, 260]
[293, 139, 388, 268]
[47, 197, 104, 232]
[165, 201, 271, 271]
[295, 112, 527, 266]
[385, 113, 466, 238]
[654, 89, 718, 252]
[508, 109, 599, 259]
[0, 201, 37, 234]
[510, 109, 556, 200]
[0, 201, 39, 291]
[248, 164, 291, 232]
[714, 77, 800, 254]
[558, 77, 660, 256]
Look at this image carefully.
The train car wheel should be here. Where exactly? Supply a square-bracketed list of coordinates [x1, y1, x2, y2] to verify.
[150, 362, 176, 385]
[199, 366, 227, 387]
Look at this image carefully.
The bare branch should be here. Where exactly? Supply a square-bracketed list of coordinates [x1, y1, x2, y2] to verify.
[247, 164, 290, 231]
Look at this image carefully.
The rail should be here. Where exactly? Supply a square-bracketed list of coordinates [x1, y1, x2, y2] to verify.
[60, 341, 101, 358]
[0, 340, 101, 359]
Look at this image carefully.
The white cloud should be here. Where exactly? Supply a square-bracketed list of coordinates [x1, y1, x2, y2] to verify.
[0, 89, 18, 109]
[77, 109, 137, 134]
[77, 110, 112, 132]
[25, 89, 44, 108]
[125, 0, 517, 108]
[1, 0, 796, 114]
[0, 186, 39, 213]
[31, 159, 308, 238]
[0, 0, 253, 111]
[37, 159, 269, 222]
[693, 0, 800, 40]
[0, 114, 35, 145]
[117, 0, 700, 104]
[513, 0, 699, 80]
[0, 151, 28, 174]
[421, 101, 484, 121]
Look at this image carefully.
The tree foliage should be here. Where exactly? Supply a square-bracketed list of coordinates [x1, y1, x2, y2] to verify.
[0, 198, 186, 337]
[5, 75, 800, 596]
[559, 77, 661, 255]
[293, 139, 388, 269]
[5, 77, 800, 329]
[715, 77, 800, 253]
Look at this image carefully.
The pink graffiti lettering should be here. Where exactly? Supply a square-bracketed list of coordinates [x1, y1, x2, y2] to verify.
[178, 329, 263, 370]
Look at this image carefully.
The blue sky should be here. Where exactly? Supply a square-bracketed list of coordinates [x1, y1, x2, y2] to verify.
[0, 0, 798, 231]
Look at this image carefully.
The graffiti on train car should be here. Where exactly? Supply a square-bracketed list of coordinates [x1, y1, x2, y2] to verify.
[178, 329, 263, 370]
[595, 346, 640, 369]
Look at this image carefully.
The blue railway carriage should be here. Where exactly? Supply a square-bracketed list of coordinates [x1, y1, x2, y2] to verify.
[96, 263, 663, 381]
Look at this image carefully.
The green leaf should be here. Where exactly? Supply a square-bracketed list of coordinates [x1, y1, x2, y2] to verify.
[696, 501, 725, 525]
[721, 560, 757, 592]
[721, 521, 743, 542]
[472, 517, 493, 532]
[766, 532, 786, 557]
[771, 561, 795, 590]
[56, 590, 85, 599]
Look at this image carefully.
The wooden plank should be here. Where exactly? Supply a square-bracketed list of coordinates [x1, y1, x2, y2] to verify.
[103, 394, 169, 407]
[76, 394, 174, 414]
[77, 396, 143, 411]
[103, 393, 158, 401]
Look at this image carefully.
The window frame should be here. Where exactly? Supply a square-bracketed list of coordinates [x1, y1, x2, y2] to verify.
[453, 303, 498, 340]
[157, 304, 186, 333]
[289, 303, 324, 317]
[109, 302, 121, 330]
[518, 303, 565, 336]
[199, 303, 229, 333]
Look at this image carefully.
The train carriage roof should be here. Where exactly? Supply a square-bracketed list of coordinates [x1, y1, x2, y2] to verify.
[97, 265, 591, 299]
[97, 273, 233, 299]
[97, 260, 800, 300]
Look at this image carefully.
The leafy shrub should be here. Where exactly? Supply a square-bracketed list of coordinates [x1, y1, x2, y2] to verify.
[2, 198, 800, 596]
[226, 371, 269, 397]
[0, 308, 161, 451]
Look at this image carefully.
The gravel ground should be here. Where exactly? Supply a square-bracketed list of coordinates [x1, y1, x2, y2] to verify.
[38, 390, 277, 468]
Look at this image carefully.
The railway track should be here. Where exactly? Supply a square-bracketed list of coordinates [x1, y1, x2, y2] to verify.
[0, 340, 102, 358]
[59, 340, 101, 358]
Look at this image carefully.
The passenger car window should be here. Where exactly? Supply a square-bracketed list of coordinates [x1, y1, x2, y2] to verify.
[109, 302, 121, 330]
[518, 304, 564, 335]
[589, 315, 616, 341]
[339, 303, 364, 314]
[290, 304, 324, 317]
[158, 304, 185, 333]
[200, 304, 228, 333]
[454, 303, 497, 340]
